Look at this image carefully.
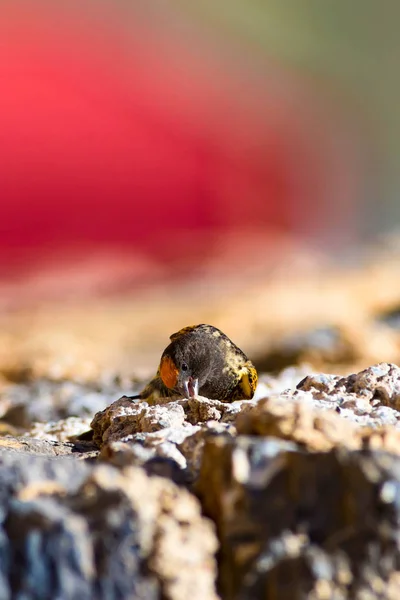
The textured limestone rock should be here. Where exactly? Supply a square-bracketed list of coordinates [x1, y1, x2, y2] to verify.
[26, 416, 93, 442]
[236, 365, 400, 456]
[0, 436, 86, 457]
[92, 396, 256, 446]
[0, 453, 218, 600]
[100, 420, 236, 484]
[255, 365, 315, 397]
[91, 397, 188, 445]
[100, 438, 192, 484]
[177, 421, 236, 482]
[297, 363, 400, 428]
[236, 393, 400, 458]
[236, 395, 360, 452]
[90, 364, 400, 487]
[183, 396, 257, 425]
[0, 377, 124, 428]
[357, 425, 400, 454]
[99, 440, 190, 483]
[91, 395, 253, 483]
[197, 435, 400, 600]
[0, 421, 21, 437]
[298, 362, 400, 407]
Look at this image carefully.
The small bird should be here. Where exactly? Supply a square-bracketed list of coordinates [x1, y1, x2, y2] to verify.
[76, 324, 258, 444]
[129, 324, 258, 403]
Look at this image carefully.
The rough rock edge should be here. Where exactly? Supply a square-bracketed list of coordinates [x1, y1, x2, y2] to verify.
[88, 364, 400, 481]
[0, 454, 219, 600]
[196, 434, 400, 600]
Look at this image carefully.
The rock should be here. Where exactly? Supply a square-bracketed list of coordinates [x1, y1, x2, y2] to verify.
[236, 395, 360, 452]
[254, 325, 356, 372]
[25, 417, 93, 442]
[90, 364, 400, 488]
[0, 421, 21, 437]
[357, 425, 400, 454]
[92, 397, 199, 481]
[296, 372, 341, 394]
[183, 397, 224, 423]
[91, 395, 254, 483]
[0, 454, 218, 600]
[235, 393, 400, 459]
[0, 436, 83, 457]
[236, 364, 400, 456]
[4, 354, 400, 600]
[100, 441, 190, 483]
[254, 321, 400, 374]
[91, 397, 256, 484]
[178, 421, 236, 482]
[254, 365, 315, 399]
[91, 397, 187, 446]
[196, 435, 400, 600]
[92, 396, 256, 445]
[298, 362, 400, 407]
[99, 420, 237, 484]
[297, 363, 400, 428]
[0, 377, 124, 429]
[183, 396, 257, 425]
[0, 450, 92, 496]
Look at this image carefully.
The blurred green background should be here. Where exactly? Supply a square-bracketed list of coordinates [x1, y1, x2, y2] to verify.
[177, 0, 400, 235]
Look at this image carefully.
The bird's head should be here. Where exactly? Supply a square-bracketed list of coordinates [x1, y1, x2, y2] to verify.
[159, 335, 213, 398]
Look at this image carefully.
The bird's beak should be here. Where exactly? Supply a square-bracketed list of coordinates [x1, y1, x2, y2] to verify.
[183, 376, 199, 398]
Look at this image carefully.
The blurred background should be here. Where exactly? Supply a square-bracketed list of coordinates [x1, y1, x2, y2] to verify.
[2, 0, 400, 380]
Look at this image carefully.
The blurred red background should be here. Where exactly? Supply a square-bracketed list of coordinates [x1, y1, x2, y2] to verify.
[1, 5, 362, 286]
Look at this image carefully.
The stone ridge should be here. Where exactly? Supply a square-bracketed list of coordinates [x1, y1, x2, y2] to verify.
[0, 453, 218, 600]
[2, 362, 400, 598]
[89, 363, 400, 483]
[196, 437, 400, 600]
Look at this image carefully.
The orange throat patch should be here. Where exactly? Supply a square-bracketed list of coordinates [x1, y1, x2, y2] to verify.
[160, 355, 179, 390]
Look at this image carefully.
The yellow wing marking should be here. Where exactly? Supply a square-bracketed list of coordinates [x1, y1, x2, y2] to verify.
[239, 363, 258, 399]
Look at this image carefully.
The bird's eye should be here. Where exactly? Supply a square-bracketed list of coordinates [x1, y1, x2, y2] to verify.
[181, 362, 188, 372]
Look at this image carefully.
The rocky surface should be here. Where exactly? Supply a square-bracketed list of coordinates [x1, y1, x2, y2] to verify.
[89, 363, 400, 480]
[0, 450, 218, 600]
[255, 321, 400, 374]
[0, 375, 138, 429]
[197, 436, 400, 600]
[0, 435, 91, 457]
[90, 395, 258, 483]
[236, 394, 361, 451]
[26, 416, 94, 442]
[2, 362, 400, 597]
